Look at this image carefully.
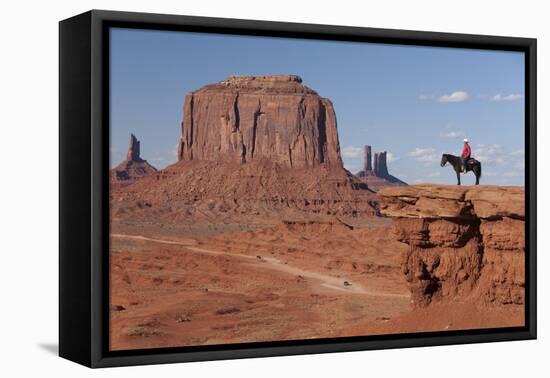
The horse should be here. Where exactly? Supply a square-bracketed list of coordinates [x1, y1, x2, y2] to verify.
[440, 154, 482, 185]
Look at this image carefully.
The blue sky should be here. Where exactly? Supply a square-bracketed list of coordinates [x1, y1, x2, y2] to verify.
[110, 28, 525, 185]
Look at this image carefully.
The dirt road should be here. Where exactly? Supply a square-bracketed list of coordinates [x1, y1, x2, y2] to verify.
[111, 233, 408, 298]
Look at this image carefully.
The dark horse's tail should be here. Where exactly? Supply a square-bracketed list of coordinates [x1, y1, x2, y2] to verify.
[478, 162, 482, 178]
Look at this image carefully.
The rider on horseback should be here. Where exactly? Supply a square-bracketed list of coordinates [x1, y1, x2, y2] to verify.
[461, 138, 471, 172]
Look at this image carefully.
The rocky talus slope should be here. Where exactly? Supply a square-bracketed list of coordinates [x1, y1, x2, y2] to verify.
[111, 159, 375, 223]
[378, 185, 524, 307]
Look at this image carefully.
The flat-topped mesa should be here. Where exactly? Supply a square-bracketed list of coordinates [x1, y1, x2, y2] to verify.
[378, 185, 525, 308]
[177, 75, 343, 169]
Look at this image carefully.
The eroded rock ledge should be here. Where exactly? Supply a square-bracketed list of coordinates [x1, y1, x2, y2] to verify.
[378, 185, 524, 307]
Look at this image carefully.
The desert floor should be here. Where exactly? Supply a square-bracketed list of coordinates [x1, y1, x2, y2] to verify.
[109, 217, 523, 351]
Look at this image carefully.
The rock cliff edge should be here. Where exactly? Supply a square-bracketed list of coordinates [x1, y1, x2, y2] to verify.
[378, 185, 524, 307]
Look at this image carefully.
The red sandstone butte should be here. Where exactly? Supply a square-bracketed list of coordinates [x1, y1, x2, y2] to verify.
[177, 75, 343, 169]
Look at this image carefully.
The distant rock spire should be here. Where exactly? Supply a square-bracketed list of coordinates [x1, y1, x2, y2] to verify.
[364, 145, 372, 172]
[126, 133, 141, 162]
[111, 133, 157, 189]
[356, 145, 406, 190]
[374, 151, 389, 178]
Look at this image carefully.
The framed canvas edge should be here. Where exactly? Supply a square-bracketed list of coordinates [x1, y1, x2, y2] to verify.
[59, 9, 537, 368]
[59, 10, 93, 367]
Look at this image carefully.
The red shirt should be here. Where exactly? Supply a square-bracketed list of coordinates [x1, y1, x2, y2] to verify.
[461, 143, 471, 159]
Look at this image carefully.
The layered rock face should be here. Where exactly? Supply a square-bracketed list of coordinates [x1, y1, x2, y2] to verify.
[378, 185, 524, 307]
[177, 75, 343, 169]
[111, 134, 157, 189]
[356, 145, 406, 191]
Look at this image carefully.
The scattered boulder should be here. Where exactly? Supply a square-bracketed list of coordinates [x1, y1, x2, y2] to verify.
[176, 313, 192, 323]
[215, 307, 241, 315]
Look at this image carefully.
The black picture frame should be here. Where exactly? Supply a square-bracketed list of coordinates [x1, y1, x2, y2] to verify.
[59, 9, 537, 368]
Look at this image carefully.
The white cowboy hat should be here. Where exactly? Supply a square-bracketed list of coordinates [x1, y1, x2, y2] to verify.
[463, 138, 469, 143]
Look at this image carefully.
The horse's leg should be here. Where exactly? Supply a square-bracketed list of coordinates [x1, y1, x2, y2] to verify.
[470, 165, 479, 185]
[456, 169, 461, 185]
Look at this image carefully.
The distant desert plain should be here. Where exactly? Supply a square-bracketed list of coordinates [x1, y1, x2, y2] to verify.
[110, 75, 525, 351]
